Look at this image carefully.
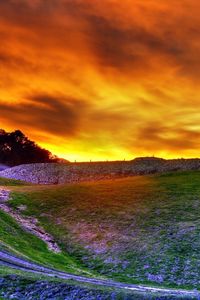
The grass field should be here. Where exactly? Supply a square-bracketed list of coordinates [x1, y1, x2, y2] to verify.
[0, 209, 95, 276]
[0, 176, 95, 277]
[0, 177, 27, 186]
[2, 170, 200, 289]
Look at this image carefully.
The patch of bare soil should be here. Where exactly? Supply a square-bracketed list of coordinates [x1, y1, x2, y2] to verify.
[0, 189, 60, 253]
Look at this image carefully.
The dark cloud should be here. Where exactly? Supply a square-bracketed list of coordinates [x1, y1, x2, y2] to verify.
[0, 0, 198, 76]
[0, 52, 38, 73]
[135, 122, 200, 151]
[86, 15, 189, 72]
[73, 2, 200, 78]
[86, 16, 145, 70]
[0, 94, 87, 136]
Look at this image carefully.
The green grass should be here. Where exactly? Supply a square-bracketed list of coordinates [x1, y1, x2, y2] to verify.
[0, 177, 27, 186]
[0, 265, 49, 280]
[0, 273, 184, 300]
[3, 171, 200, 289]
[0, 209, 94, 277]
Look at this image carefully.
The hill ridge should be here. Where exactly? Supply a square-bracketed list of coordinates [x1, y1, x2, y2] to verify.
[1, 157, 200, 184]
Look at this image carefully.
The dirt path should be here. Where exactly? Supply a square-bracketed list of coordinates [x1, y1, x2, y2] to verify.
[0, 249, 199, 298]
[0, 188, 60, 253]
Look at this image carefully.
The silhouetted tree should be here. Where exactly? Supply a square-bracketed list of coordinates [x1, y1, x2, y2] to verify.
[0, 129, 59, 166]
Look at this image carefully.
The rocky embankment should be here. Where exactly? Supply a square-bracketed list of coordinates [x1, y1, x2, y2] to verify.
[0, 157, 200, 184]
[0, 275, 196, 300]
[0, 276, 122, 300]
[0, 275, 128, 300]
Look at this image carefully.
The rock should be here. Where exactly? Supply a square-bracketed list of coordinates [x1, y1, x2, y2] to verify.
[0, 158, 200, 185]
[18, 205, 27, 211]
[0, 189, 10, 202]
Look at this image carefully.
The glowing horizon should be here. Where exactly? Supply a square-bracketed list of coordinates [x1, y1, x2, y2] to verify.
[1, 0, 200, 162]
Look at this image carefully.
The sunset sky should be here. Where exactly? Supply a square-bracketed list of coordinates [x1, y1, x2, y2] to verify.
[0, 0, 200, 161]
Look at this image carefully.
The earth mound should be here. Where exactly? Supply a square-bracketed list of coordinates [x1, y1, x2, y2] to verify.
[1, 158, 200, 184]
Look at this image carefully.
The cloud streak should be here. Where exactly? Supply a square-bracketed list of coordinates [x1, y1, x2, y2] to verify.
[0, 94, 88, 136]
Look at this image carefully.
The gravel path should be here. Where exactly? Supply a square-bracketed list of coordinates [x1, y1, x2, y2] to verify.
[0, 249, 199, 298]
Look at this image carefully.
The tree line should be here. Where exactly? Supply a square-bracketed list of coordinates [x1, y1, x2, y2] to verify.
[0, 129, 59, 166]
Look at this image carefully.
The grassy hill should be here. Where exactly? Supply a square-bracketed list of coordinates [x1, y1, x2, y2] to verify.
[0, 178, 95, 279]
[1, 171, 200, 290]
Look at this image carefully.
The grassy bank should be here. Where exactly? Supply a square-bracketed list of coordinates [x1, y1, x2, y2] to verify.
[0, 177, 27, 186]
[4, 171, 200, 289]
[0, 210, 92, 274]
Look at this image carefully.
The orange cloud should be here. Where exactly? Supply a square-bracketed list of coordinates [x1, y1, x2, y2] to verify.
[0, 0, 200, 161]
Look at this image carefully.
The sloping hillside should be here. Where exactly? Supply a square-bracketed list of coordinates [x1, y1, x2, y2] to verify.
[4, 170, 200, 290]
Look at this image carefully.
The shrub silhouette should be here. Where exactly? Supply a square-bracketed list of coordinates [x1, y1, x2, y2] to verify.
[0, 129, 58, 166]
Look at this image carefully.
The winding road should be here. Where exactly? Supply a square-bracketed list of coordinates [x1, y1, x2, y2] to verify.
[0, 249, 199, 298]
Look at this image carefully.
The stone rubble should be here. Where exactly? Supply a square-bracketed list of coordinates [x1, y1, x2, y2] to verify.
[0, 275, 151, 300]
[0, 189, 10, 202]
[1, 157, 200, 185]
